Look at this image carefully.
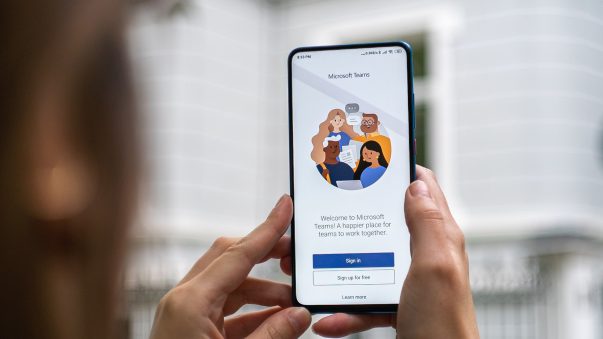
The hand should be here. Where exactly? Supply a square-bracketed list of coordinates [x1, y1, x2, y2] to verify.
[150, 195, 311, 339]
[312, 166, 479, 338]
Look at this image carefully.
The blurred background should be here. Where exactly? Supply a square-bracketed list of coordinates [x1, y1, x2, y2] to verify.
[124, 0, 603, 338]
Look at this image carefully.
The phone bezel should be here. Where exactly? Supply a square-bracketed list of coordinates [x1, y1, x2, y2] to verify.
[288, 41, 416, 313]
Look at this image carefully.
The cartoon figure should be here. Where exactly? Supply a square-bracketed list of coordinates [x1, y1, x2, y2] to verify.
[352, 113, 391, 162]
[311, 109, 356, 161]
[327, 110, 352, 151]
[315, 135, 354, 187]
[354, 140, 388, 188]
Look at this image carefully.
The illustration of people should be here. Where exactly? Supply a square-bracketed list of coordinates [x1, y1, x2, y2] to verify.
[354, 140, 389, 188]
[314, 135, 354, 187]
[352, 113, 391, 163]
[311, 109, 356, 155]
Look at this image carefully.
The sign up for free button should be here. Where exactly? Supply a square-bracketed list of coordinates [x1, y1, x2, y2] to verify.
[313, 269, 395, 286]
[313, 252, 394, 269]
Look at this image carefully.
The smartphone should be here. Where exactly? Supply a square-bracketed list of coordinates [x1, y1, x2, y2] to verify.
[288, 42, 415, 313]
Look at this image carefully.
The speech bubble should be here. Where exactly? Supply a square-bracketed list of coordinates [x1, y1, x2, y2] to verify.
[346, 113, 362, 126]
[345, 103, 359, 113]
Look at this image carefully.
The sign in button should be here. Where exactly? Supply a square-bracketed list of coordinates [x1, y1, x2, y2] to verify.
[313, 252, 394, 269]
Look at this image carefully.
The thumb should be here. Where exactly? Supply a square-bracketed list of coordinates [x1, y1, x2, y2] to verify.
[247, 307, 311, 339]
[404, 180, 447, 255]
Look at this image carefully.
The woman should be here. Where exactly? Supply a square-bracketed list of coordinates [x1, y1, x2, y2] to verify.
[327, 110, 352, 150]
[310, 108, 358, 163]
[0, 1, 479, 338]
[354, 141, 388, 188]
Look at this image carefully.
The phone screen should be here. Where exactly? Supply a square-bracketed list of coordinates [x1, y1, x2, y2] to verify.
[289, 43, 414, 310]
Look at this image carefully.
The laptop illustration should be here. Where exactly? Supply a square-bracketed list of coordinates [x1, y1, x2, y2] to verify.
[336, 180, 363, 190]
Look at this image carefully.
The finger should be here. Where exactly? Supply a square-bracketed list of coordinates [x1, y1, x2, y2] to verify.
[178, 235, 292, 286]
[404, 180, 448, 255]
[312, 313, 396, 338]
[223, 278, 292, 315]
[280, 255, 292, 276]
[194, 195, 293, 296]
[224, 306, 283, 339]
[415, 165, 454, 221]
[247, 307, 311, 339]
[260, 235, 291, 262]
[177, 236, 237, 285]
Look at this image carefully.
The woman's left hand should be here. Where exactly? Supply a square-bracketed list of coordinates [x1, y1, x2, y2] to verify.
[149, 195, 311, 339]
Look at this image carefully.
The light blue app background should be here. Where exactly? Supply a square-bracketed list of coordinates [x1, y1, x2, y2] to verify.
[292, 46, 411, 305]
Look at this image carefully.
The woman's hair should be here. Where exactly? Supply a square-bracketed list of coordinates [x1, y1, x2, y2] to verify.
[0, 2, 137, 339]
[310, 108, 357, 163]
[353, 141, 388, 180]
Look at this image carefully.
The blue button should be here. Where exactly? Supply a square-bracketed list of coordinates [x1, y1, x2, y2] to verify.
[313, 252, 394, 269]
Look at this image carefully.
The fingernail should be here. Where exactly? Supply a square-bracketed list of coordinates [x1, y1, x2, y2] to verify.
[273, 194, 288, 210]
[287, 307, 310, 331]
[409, 180, 431, 198]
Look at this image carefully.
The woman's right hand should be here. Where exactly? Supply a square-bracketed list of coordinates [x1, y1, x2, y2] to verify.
[394, 166, 479, 338]
[312, 166, 480, 338]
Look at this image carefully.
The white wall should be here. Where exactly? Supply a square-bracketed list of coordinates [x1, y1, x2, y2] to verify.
[454, 0, 603, 236]
[130, 0, 281, 243]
